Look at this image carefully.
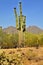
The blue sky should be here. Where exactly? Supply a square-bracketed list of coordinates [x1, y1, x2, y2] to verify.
[0, 0, 43, 29]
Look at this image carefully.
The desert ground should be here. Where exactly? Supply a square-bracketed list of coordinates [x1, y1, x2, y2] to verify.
[0, 47, 43, 65]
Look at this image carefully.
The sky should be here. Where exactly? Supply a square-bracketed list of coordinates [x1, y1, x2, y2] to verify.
[0, 0, 43, 29]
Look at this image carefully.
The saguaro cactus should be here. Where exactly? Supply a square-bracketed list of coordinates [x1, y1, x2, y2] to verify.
[14, 2, 26, 47]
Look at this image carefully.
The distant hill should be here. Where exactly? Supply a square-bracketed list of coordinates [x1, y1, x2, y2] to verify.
[3, 26, 18, 34]
[27, 26, 43, 34]
[3, 26, 43, 34]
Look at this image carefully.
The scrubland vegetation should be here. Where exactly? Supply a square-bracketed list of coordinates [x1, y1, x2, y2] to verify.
[0, 28, 43, 48]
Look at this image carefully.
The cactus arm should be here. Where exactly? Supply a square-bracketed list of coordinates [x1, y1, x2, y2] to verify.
[14, 8, 19, 29]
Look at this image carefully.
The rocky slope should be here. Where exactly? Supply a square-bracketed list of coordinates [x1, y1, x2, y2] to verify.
[27, 26, 43, 34]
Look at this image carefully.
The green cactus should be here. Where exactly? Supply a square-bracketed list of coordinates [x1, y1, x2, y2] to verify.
[14, 2, 26, 32]
[14, 8, 19, 29]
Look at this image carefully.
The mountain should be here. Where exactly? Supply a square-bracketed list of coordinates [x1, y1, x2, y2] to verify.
[27, 26, 43, 34]
[3, 26, 43, 34]
[3, 26, 18, 34]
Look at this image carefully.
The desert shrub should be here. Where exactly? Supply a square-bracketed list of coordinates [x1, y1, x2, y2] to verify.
[24, 32, 39, 47]
[0, 29, 43, 48]
[38, 34, 43, 46]
[1, 33, 19, 48]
